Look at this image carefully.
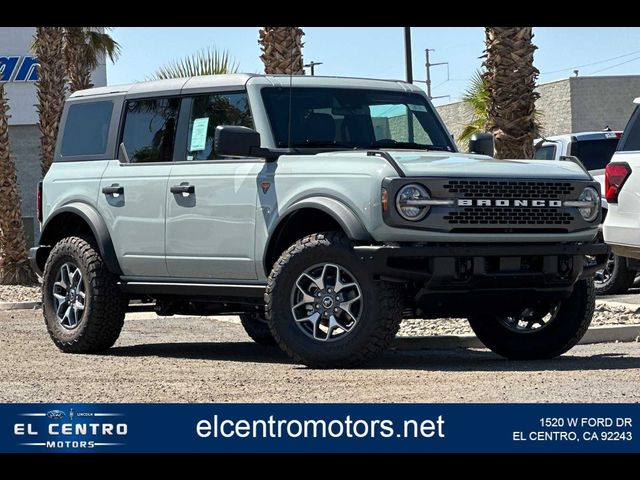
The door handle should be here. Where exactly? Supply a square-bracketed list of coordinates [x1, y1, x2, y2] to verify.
[170, 184, 195, 195]
[102, 185, 124, 195]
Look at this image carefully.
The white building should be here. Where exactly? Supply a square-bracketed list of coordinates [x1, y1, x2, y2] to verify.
[1, 27, 107, 244]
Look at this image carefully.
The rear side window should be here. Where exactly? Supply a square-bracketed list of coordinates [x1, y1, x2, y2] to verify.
[618, 105, 640, 152]
[61, 101, 113, 156]
[121, 97, 180, 163]
[571, 138, 619, 170]
[533, 144, 556, 160]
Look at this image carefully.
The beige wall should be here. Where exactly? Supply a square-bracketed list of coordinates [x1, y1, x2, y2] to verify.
[436, 75, 640, 146]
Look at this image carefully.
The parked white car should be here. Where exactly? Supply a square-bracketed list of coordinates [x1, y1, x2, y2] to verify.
[535, 130, 638, 295]
[604, 98, 640, 266]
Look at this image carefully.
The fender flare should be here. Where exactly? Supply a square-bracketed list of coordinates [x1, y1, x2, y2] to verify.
[39, 202, 123, 275]
[282, 197, 372, 242]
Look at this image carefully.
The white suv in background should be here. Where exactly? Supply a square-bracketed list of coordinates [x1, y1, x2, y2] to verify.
[604, 99, 640, 265]
[535, 130, 638, 295]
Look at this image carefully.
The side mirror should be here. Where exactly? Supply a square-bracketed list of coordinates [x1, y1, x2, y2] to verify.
[468, 132, 494, 157]
[214, 125, 260, 158]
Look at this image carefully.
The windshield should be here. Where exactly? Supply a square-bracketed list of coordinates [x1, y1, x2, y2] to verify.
[261, 87, 455, 151]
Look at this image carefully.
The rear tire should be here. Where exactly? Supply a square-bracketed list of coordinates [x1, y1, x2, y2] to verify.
[468, 279, 595, 360]
[594, 253, 636, 295]
[42, 236, 127, 353]
[265, 232, 403, 368]
[240, 312, 277, 346]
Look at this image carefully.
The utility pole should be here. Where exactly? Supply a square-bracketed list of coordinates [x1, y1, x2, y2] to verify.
[425, 49, 448, 99]
[404, 27, 413, 83]
[304, 61, 323, 76]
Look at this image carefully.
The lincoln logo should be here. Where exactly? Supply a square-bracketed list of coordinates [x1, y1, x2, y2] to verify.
[457, 199, 562, 207]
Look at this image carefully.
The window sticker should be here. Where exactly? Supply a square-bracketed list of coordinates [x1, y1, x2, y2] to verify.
[408, 104, 428, 112]
[190, 117, 209, 151]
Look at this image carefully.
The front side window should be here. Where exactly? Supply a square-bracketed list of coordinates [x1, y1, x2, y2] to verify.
[261, 87, 454, 151]
[186, 92, 253, 160]
[533, 144, 556, 160]
[121, 97, 180, 163]
[61, 101, 113, 156]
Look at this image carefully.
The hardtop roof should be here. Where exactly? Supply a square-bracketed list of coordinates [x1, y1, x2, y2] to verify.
[69, 73, 422, 99]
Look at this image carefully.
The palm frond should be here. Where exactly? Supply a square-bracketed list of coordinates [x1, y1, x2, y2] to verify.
[82, 29, 121, 64]
[151, 47, 239, 80]
[458, 70, 490, 144]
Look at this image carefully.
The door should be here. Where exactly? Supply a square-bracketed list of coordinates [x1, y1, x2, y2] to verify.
[165, 92, 261, 280]
[97, 96, 180, 277]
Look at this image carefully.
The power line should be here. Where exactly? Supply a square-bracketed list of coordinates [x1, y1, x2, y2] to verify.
[539, 49, 640, 76]
[589, 55, 640, 75]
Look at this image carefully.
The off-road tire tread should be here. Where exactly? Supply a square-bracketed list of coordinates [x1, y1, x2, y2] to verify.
[265, 232, 402, 368]
[43, 236, 126, 353]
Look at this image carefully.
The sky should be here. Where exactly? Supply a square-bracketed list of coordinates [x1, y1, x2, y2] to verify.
[108, 27, 640, 106]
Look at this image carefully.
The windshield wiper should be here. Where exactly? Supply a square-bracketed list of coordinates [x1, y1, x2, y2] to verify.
[371, 140, 452, 151]
[287, 140, 358, 149]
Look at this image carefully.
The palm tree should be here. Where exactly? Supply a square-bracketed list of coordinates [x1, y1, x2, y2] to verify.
[458, 70, 490, 145]
[64, 27, 121, 93]
[258, 27, 305, 74]
[151, 47, 239, 79]
[33, 27, 67, 176]
[0, 83, 36, 284]
[483, 27, 540, 159]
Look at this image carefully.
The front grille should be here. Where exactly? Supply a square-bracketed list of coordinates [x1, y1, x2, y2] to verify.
[443, 180, 575, 199]
[444, 207, 573, 225]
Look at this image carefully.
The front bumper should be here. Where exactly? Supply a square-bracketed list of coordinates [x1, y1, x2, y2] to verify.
[354, 242, 609, 290]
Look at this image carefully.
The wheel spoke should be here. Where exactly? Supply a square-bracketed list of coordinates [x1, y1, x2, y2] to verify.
[71, 268, 82, 290]
[56, 299, 68, 318]
[300, 273, 322, 291]
[53, 293, 66, 304]
[294, 311, 320, 325]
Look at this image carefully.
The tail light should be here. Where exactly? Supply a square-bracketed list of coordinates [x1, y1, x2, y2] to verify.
[36, 181, 42, 223]
[605, 162, 631, 203]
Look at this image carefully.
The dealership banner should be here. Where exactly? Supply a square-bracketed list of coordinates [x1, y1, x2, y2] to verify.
[0, 403, 637, 453]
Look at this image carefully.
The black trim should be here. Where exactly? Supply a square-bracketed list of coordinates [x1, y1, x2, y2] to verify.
[38, 203, 123, 275]
[120, 281, 266, 298]
[354, 242, 610, 284]
[367, 151, 405, 177]
[279, 197, 372, 241]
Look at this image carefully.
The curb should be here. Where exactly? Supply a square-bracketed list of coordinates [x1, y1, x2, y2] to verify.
[0, 301, 42, 311]
[394, 325, 640, 351]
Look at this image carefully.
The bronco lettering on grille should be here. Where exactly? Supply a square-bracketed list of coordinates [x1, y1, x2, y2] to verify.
[457, 199, 563, 207]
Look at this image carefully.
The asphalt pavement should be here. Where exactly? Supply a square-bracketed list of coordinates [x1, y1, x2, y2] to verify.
[1, 309, 638, 403]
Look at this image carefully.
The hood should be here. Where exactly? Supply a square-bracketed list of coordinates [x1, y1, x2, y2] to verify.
[386, 151, 591, 179]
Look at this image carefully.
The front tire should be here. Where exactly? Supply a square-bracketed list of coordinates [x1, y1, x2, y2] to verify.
[265, 232, 403, 368]
[468, 279, 595, 360]
[42, 236, 127, 353]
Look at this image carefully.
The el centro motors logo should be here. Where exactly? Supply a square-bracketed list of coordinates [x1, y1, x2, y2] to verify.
[13, 408, 127, 449]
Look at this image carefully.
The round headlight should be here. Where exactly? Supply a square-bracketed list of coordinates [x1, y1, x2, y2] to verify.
[578, 187, 599, 222]
[396, 184, 430, 221]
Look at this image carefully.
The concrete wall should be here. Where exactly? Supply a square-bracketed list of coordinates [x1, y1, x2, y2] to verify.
[570, 76, 640, 132]
[436, 101, 468, 150]
[536, 79, 572, 136]
[8, 125, 40, 240]
[436, 75, 640, 143]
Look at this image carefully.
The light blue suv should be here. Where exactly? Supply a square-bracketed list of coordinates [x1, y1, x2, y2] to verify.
[30, 74, 608, 367]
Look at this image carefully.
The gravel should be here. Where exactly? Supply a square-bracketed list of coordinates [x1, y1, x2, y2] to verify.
[0, 285, 41, 303]
[1, 308, 639, 403]
[397, 301, 640, 337]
